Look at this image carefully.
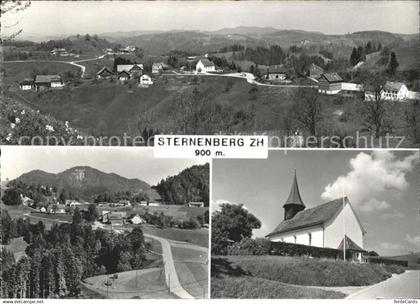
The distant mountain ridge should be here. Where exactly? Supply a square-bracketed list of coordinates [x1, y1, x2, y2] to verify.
[15, 166, 150, 200]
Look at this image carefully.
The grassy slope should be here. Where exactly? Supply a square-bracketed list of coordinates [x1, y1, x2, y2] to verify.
[211, 276, 345, 299]
[211, 255, 406, 298]
[3, 61, 80, 85]
[141, 225, 208, 248]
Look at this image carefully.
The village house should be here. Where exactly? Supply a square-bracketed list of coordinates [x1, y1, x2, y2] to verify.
[140, 74, 153, 86]
[195, 59, 216, 73]
[308, 63, 324, 79]
[50, 48, 69, 56]
[265, 66, 287, 81]
[103, 211, 127, 228]
[119, 46, 136, 53]
[34, 75, 64, 91]
[127, 214, 145, 225]
[20, 194, 34, 206]
[118, 70, 130, 82]
[19, 78, 34, 91]
[117, 64, 144, 78]
[96, 67, 114, 79]
[266, 171, 366, 262]
[188, 202, 205, 208]
[318, 72, 343, 95]
[381, 81, 409, 101]
[152, 62, 167, 74]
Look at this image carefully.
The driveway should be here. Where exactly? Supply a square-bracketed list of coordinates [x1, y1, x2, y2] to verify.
[346, 270, 420, 299]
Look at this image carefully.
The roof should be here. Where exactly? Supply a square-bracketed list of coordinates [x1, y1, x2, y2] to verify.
[267, 197, 348, 237]
[383, 81, 405, 92]
[310, 63, 324, 73]
[198, 59, 215, 67]
[284, 171, 305, 208]
[338, 235, 365, 252]
[97, 66, 113, 75]
[35, 75, 62, 84]
[20, 79, 34, 85]
[118, 70, 130, 77]
[321, 72, 343, 83]
[117, 64, 143, 73]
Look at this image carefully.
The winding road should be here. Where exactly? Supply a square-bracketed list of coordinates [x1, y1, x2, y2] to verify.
[346, 270, 420, 299]
[4, 54, 105, 78]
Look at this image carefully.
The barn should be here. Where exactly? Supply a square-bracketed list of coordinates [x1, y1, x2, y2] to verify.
[317, 72, 343, 95]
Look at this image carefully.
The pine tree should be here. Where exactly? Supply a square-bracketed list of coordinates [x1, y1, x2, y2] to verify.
[350, 47, 359, 66]
[388, 52, 399, 75]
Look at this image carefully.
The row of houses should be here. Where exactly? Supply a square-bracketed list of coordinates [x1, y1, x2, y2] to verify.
[20, 75, 64, 91]
[317, 71, 413, 102]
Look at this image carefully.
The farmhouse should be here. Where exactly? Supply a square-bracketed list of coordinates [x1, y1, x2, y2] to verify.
[152, 62, 168, 74]
[381, 81, 409, 101]
[19, 79, 34, 90]
[127, 214, 145, 225]
[96, 67, 114, 79]
[103, 211, 127, 227]
[265, 66, 287, 81]
[118, 70, 130, 82]
[188, 202, 204, 208]
[196, 59, 216, 73]
[308, 63, 324, 79]
[266, 171, 366, 261]
[34, 75, 64, 91]
[117, 64, 144, 77]
[318, 72, 343, 95]
[140, 74, 153, 86]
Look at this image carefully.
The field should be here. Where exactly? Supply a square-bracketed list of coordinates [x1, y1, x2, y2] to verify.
[211, 255, 406, 298]
[0, 237, 28, 261]
[3, 61, 81, 86]
[142, 225, 209, 248]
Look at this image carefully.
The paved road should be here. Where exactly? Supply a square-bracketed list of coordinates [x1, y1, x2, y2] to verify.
[346, 270, 420, 299]
[144, 233, 194, 299]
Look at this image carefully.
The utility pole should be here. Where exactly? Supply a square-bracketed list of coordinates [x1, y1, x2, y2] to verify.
[342, 193, 346, 261]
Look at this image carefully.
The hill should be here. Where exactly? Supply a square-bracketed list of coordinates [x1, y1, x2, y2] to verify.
[385, 252, 420, 269]
[153, 163, 209, 206]
[14, 166, 150, 200]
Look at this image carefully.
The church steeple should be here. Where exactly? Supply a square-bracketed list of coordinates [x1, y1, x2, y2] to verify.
[283, 170, 306, 220]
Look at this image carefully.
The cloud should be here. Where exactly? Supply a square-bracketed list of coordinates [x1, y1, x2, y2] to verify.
[405, 234, 420, 247]
[359, 198, 390, 212]
[379, 242, 405, 251]
[321, 151, 419, 212]
[379, 210, 405, 220]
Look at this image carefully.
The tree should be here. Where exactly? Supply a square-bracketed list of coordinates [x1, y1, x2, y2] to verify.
[1, 211, 17, 244]
[211, 203, 261, 255]
[2, 188, 21, 205]
[85, 204, 98, 222]
[405, 100, 420, 144]
[292, 88, 322, 136]
[387, 51, 399, 75]
[349, 47, 359, 66]
[72, 208, 83, 225]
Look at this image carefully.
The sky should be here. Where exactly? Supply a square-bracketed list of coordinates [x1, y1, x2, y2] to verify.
[1, 146, 207, 185]
[2, 1, 419, 38]
[212, 150, 420, 256]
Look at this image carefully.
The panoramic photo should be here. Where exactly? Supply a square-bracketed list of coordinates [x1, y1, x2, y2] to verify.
[1, 1, 419, 147]
[211, 149, 420, 298]
[1, 147, 209, 299]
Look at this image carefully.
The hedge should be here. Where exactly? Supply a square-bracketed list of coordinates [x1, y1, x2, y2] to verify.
[367, 256, 408, 267]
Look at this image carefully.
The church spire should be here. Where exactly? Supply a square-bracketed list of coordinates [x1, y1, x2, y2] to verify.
[283, 170, 306, 220]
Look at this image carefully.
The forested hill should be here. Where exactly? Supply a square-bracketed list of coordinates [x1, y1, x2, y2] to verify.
[153, 163, 209, 206]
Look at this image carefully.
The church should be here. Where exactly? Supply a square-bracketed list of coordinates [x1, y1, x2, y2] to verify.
[266, 171, 366, 260]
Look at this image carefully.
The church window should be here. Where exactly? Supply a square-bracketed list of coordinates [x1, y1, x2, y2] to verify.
[308, 233, 312, 246]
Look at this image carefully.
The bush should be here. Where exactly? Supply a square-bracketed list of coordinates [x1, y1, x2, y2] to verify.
[366, 256, 408, 267]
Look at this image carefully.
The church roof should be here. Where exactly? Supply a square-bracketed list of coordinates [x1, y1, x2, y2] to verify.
[267, 197, 348, 237]
[284, 171, 305, 208]
[338, 235, 365, 252]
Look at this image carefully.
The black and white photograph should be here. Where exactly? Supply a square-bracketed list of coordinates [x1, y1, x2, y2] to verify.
[1, 146, 209, 299]
[211, 149, 419, 298]
[1, 1, 419, 147]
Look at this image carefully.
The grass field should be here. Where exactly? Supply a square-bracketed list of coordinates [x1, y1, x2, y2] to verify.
[3, 61, 80, 86]
[142, 225, 208, 248]
[0, 237, 28, 261]
[211, 255, 406, 298]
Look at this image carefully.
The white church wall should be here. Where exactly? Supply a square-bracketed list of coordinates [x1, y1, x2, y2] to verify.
[324, 202, 364, 249]
[268, 226, 324, 247]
